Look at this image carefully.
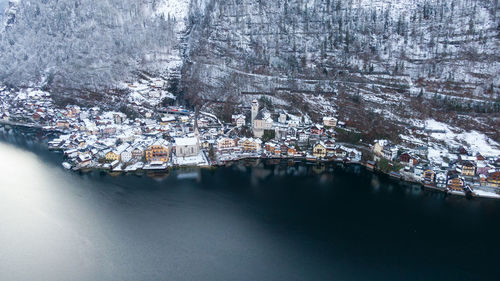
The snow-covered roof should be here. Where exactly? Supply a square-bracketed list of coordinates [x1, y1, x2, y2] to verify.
[175, 137, 198, 146]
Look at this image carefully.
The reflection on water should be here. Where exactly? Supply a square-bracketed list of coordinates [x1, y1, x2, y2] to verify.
[1, 127, 500, 281]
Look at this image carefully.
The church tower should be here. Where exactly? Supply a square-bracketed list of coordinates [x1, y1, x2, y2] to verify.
[251, 99, 259, 126]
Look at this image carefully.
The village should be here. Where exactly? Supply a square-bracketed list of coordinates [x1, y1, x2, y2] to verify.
[0, 83, 499, 200]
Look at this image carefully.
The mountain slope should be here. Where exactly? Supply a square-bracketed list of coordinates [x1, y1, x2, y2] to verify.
[182, 0, 500, 139]
[0, 0, 182, 93]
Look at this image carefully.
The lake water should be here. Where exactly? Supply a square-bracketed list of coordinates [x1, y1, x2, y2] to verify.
[0, 129, 499, 281]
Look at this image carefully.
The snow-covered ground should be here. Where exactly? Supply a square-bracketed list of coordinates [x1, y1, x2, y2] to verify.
[424, 119, 500, 158]
[473, 189, 500, 199]
[172, 152, 209, 166]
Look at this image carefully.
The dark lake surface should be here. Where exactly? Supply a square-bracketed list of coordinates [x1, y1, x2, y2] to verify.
[0, 128, 499, 281]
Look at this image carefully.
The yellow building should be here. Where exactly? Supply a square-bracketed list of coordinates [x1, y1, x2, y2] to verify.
[447, 177, 465, 191]
[313, 142, 327, 158]
[423, 169, 436, 183]
[145, 140, 169, 163]
[461, 161, 476, 177]
[217, 138, 236, 151]
[487, 172, 500, 187]
[238, 138, 262, 152]
[105, 151, 120, 162]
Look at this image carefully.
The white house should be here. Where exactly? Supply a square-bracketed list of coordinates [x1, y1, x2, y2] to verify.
[120, 147, 133, 163]
[216, 137, 236, 151]
[232, 114, 246, 127]
[323, 116, 338, 127]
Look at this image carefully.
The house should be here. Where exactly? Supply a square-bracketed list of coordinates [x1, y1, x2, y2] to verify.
[132, 146, 144, 160]
[1, 112, 10, 121]
[145, 139, 170, 162]
[310, 124, 324, 135]
[381, 145, 398, 161]
[372, 140, 388, 157]
[476, 162, 493, 176]
[287, 146, 298, 156]
[487, 171, 500, 187]
[113, 113, 126, 124]
[264, 142, 277, 155]
[399, 152, 410, 162]
[105, 151, 120, 162]
[77, 154, 92, 167]
[313, 142, 327, 158]
[323, 117, 337, 128]
[347, 150, 362, 162]
[422, 169, 436, 184]
[101, 126, 117, 136]
[56, 120, 70, 129]
[447, 176, 465, 191]
[201, 139, 214, 150]
[238, 138, 262, 152]
[33, 112, 46, 121]
[278, 113, 287, 124]
[288, 119, 300, 128]
[413, 165, 424, 179]
[106, 143, 130, 162]
[436, 172, 447, 188]
[175, 137, 200, 157]
[461, 161, 476, 177]
[366, 160, 376, 170]
[217, 137, 236, 152]
[197, 118, 209, 128]
[232, 114, 246, 127]
[279, 144, 290, 156]
[298, 131, 309, 143]
[334, 147, 347, 159]
[120, 148, 133, 163]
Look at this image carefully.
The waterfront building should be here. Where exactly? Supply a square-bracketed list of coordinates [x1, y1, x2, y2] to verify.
[287, 146, 298, 156]
[447, 176, 465, 191]
[423, 169, 436, 184]
[77, 154, 92, 167]
[145, 139, 170, 163]
[436, 172, 447, 188]
[238, 138, 262, 153]
[216, 137, 236, 152]
[264, 142, 277, 155]
[313, 142, 327, 158]
[175, 137, 200, 158]
[120, 148, 133, 163]
[487, 171, 500, 187]
[382, 145, 398, 161]
[105, 151, 120, 162]
[131, 146, 144, 160]
[413, 165, 424, 179]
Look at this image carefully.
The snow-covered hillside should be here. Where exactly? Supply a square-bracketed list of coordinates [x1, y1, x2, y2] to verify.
[0, 0, 192, 92]
[182, 0, 499, 140]
[0, 0, 499, 142]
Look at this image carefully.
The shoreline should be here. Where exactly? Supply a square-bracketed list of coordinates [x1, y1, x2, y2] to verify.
[2, 122, 499, 201]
